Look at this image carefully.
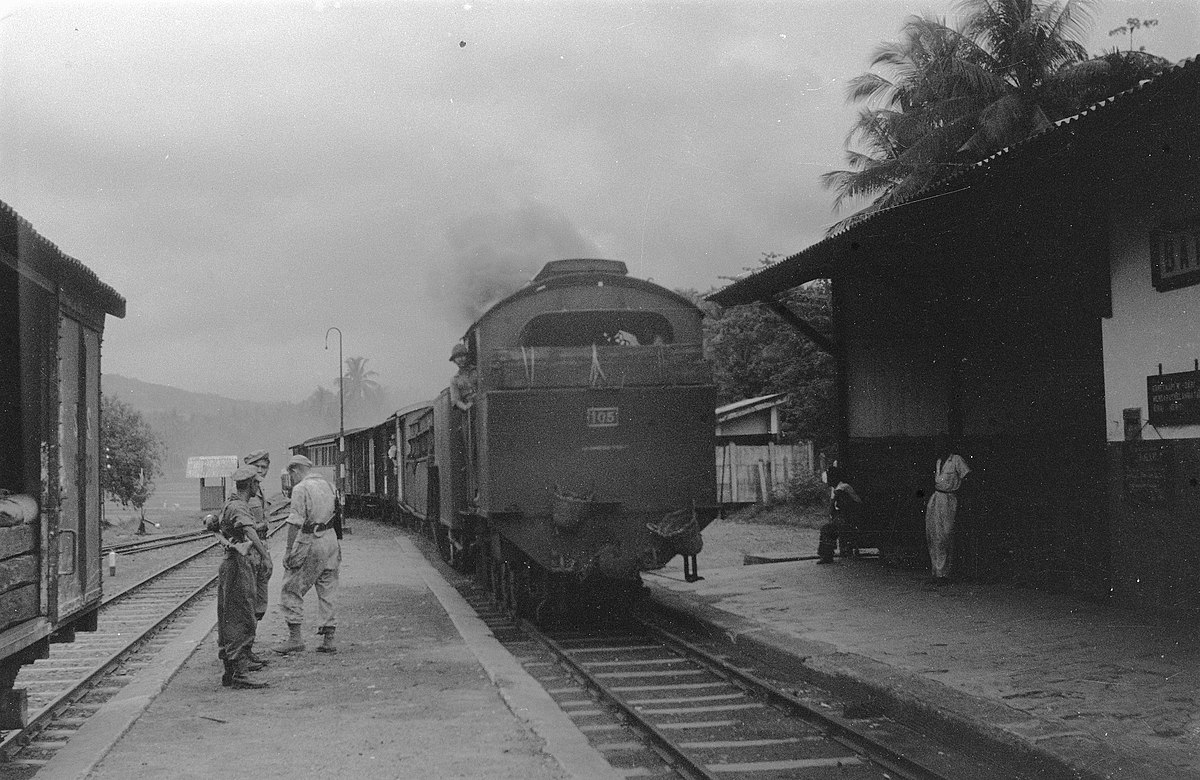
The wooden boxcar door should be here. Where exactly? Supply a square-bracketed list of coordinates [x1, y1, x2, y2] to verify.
[53, 315, 94, 620]
[82, 327, 102, 604]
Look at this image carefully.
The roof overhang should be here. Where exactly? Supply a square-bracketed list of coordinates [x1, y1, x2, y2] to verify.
[708, 56, 1200, 308]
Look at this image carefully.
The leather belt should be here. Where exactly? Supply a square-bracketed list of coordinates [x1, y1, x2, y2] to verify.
[301, 522, 331, 535]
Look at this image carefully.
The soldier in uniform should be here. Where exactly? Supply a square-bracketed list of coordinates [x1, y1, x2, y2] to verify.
[216, 467, 270, 689]
[274, 455, 341, 655]
[242, 449, 274, 666]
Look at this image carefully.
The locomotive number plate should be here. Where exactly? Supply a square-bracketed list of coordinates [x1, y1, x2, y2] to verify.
[586, 407, 619, 427]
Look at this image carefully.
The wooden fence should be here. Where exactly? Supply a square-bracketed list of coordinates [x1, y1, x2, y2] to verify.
[716, 441, 816, 503]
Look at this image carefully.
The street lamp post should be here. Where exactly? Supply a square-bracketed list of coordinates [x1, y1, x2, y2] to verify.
[324, 327, 345, 502]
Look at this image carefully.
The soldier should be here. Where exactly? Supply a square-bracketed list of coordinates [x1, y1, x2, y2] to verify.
[274, 455, 341, 655]
[242, 449, 274, 666]
[449, 342, 476, 411]
[217, 467, 270, 689]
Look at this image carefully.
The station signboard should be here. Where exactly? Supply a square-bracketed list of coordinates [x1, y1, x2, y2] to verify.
[1147, 371, 1200, 427]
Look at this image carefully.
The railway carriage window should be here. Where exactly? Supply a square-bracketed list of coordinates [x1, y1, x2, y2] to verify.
[520, 311, 673, 347]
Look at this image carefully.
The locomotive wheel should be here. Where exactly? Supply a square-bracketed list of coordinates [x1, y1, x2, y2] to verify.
[499, 561, 514, 613]
[488, 551, 503, 601]
[475, 539, 490, 586]
[501, 560, 528, 618]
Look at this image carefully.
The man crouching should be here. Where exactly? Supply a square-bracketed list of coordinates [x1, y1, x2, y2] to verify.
[274, 455, 341, 655]
[217, 467, 270, 689]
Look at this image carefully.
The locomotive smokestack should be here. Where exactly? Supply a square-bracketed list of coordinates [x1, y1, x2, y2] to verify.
[442, 204, 600, 323]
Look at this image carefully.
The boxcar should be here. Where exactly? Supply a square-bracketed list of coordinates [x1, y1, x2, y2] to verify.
[0, 203, 125, 729]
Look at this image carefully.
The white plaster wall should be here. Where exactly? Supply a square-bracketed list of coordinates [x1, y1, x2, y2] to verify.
[1103, 203, 1200, 442]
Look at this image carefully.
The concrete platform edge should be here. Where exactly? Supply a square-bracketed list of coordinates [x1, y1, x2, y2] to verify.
[405, 537, 625, 780]
[36, 599, 219, 780]
[646, 583, 1119, 780]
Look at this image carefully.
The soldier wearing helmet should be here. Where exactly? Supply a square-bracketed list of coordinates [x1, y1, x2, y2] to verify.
[449, 341, 476, 411]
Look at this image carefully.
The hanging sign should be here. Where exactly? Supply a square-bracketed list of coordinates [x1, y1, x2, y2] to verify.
[1147, 371, 1200, 426]
[1151, 221, 1200, 292]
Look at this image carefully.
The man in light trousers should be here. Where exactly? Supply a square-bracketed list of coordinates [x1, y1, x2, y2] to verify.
[274, 455, 341, 654]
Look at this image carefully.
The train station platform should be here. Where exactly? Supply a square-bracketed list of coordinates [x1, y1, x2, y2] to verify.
[44, 522, 620, 780]
[646, 521, 1200, 780]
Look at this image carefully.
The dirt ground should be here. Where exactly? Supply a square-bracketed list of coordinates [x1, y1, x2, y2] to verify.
[101, 500, 214, 595]
[658, 502, 824, 572]
[88, 519, 567, 780]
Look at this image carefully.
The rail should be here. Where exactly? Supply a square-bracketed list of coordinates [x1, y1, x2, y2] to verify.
[0, 522, 285, 766]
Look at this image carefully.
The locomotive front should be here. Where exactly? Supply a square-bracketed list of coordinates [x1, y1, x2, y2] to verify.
[457, 259, 717, 612]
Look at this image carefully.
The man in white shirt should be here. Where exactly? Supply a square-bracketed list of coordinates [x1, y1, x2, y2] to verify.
[274, 455, 342, 654]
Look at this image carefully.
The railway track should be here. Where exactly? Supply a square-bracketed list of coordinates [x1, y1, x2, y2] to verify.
[0, 524, 282, 775]
[101, 528, 213, 557]
[445, 566, 1026, 780]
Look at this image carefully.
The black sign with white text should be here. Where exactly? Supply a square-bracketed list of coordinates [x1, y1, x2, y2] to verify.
[1147, 372, 1200, 426]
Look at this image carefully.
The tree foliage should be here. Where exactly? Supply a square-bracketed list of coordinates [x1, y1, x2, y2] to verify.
[697, 256, 837, 451]
[823, 0, 1171, 229]
[338, 356, 387, 426]
[101, 394, 166, 508]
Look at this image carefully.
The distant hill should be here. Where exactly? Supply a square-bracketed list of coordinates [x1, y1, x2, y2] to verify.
[103, 374, 276, 417]
[101, 374, 330, 480]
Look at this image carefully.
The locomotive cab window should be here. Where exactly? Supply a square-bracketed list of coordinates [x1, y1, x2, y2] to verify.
[520, 310, 673, 347]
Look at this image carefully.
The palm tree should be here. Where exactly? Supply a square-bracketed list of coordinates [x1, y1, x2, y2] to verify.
[821, 14, 990, 218]
[340, 356, 381, 406]
[305, 385, 338, 421]
[823, 0, 1169, 229]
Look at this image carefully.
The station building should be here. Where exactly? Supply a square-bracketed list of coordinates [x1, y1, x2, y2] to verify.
[710, 57, 1200, 612]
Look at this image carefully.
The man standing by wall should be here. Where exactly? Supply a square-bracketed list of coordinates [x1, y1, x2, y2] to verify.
[274, 455, 341, 655]
[925, 435, 971, 586]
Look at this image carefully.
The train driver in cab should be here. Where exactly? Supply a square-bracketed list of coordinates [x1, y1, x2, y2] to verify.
[449, 341, 476, 411]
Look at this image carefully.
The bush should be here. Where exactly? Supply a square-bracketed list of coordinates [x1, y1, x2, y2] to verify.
[771, 471, 828, 508]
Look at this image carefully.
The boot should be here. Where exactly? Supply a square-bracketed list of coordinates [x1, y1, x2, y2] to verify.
[221, 659, 234, 687]
[245, 645, 270, 667]
[228, 658, 269, 690]
[273, 623, 305, 655]
[315, 626, 337, 654]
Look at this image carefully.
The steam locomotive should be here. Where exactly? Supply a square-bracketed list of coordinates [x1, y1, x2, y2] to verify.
[294, 259, 719, 618]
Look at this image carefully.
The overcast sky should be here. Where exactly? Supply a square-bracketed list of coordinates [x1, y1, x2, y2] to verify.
[2, 0, 1195, 406]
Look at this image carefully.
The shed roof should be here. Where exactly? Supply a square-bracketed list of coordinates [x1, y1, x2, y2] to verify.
[709, 56, 1200, 307]
[716, 393, 788, 423]
[185, 456, 240, 479]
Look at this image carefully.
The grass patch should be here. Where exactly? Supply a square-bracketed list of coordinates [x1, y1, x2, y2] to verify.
[722, 501, 828, 529]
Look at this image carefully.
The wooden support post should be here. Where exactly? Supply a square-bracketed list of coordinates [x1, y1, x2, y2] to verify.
[0, 688, 27, 730]
[729, 443, 739, 502]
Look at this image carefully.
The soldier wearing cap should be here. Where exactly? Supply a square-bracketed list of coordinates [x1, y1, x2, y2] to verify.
[274, 454, 341, 654]
[242, 449, 274, 666]
[217, 466, 270, 689]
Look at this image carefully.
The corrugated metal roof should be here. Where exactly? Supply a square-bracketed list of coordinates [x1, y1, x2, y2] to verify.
[185, 455, 240, 479]
[710, 55, 1200, 306]
[0, 200, 126, 318]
